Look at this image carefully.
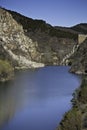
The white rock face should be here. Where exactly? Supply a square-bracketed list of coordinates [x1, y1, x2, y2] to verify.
[2, 45, 44, 69]
[0, 8, 44, 69]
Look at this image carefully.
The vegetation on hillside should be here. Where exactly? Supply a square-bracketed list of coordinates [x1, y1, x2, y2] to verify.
[58, 108, 82, 130]
[78, 77, 87, 104]
[0, 60, 14, 81]
[71, 23, 87, 34]
[49, 27, 77, 40]
[58, 76, 87, 130]
[3, 7, 78, 40]
[1, 7, 87, 41]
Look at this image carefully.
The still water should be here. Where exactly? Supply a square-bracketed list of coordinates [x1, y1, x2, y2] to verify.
[0, 66, 81, 130]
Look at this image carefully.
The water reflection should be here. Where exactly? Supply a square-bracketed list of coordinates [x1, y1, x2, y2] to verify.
[0, 82, 15, 126]
[0, 66, 81, 130]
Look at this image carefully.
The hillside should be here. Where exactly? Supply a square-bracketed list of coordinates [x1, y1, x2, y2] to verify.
[69, 38, 87, 74]
[55, 23, 87, 35]
[71, 23, 87, 34]
[0, 7, 87, 81]
[6, 8, 78, 39]
[0, 7, 77, 67]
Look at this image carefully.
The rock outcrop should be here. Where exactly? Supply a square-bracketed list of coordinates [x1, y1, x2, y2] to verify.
[60, 44, 79, 65]
[0, 7, 44, 70]
[69, 38, 87, 74]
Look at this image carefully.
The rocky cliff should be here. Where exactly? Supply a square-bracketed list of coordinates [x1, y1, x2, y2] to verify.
[69, 38, 87, 74]
[0, 7, 44, 69]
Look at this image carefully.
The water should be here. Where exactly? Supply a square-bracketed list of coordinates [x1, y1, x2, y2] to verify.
[0, 66, 81, 130]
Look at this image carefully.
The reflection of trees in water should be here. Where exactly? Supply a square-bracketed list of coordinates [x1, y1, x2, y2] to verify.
[0, 97, 15, 126]
[0, 81, 18, 127]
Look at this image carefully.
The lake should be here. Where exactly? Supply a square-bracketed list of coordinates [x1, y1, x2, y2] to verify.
[0, 66, 81, 130]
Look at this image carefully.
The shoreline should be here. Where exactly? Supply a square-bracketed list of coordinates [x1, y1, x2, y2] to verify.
[57, 75, 87, 130]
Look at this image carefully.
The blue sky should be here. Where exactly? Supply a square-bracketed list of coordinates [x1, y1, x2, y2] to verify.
[0, 0, 87, 27]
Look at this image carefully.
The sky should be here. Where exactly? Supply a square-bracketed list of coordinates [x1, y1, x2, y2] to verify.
[0, 0, 87, 27]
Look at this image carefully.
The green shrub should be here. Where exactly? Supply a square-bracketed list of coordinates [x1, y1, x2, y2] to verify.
[58, 108, 82, 130]
[0, 59, 14, 81]
[78, 77, 87, 104]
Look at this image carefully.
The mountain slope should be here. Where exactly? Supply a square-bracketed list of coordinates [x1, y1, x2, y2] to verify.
[71, 23, 87, 34]
[0, 7, 87, 80]
[0, 7, 78, 68]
